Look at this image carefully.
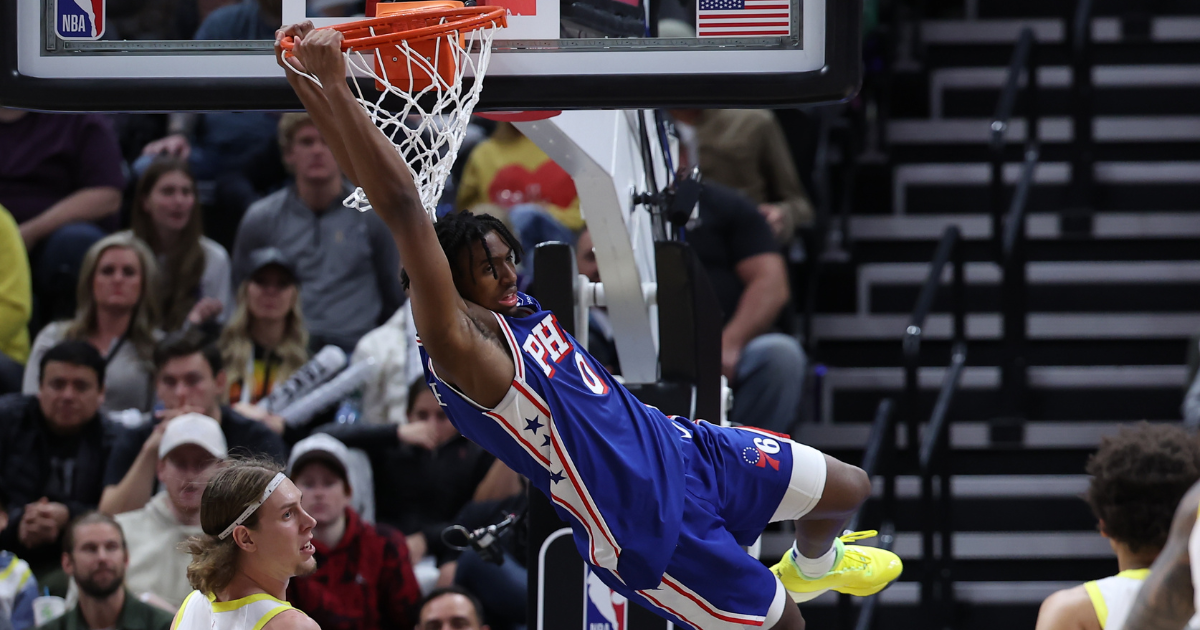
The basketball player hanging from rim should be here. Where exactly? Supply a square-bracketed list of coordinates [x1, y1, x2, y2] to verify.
[172, 457, 320, 630]
[275, 22, 902, 630]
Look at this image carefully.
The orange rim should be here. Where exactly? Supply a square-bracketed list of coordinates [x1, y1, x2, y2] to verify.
[476, 110, 563, 122]
[281, 6, 507, 52]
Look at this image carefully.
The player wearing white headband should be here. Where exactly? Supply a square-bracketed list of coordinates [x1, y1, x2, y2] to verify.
[172, 458, 320, 630]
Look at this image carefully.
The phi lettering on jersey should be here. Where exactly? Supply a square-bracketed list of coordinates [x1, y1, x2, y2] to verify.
[55, 0, 105, 39]
[522, 314, 574, 377]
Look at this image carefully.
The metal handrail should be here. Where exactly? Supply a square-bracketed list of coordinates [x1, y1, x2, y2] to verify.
[853, 521, 896, 630]
[847, 398, 897, 533]
[1003, 147, 1040, 260]
[903, 226, 964, 454]
[860, 399, 897, 483]
[839, 398, 896, 630]
[899, 225, 966, 628]
[918, 341, 967, 629]
[991, 26, 1040, 425]
[904, 228, 961, 342]
[1068, 0, 1095, 229]
[990, 28, 1036, 153]
[919, 344, 968, 472]
[990, 27, 1038, 246]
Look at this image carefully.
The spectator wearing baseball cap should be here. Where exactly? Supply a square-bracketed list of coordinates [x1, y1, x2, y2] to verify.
[114, 413, 227, 610]
[285, 434, 421, 630]
[219, 248, 310, 410]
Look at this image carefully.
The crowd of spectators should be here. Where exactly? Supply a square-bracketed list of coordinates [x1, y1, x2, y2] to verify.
[0, 92, 815, 630]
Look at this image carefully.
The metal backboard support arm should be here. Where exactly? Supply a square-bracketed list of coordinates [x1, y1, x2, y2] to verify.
[515, 111, 665, 385]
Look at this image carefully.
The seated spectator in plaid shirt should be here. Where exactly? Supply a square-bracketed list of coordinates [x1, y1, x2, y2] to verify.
[317, 381, 521, 594]
[285, 434, 421, 630]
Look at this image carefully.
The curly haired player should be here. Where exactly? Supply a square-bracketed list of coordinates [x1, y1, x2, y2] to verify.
[273, 21, 901, 630]
[1036, 423, 1200, 630]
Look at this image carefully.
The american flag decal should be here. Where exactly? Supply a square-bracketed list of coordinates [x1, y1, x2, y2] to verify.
[697, 0, 790, 37]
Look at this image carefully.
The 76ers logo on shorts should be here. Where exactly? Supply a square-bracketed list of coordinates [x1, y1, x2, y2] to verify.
[742, 437, 782, 471]
[56, 0, 105, 40]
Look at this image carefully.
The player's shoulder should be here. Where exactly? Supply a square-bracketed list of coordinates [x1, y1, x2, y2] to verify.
[1036, 584, 1098, 630]
[263, 608, 319, 630]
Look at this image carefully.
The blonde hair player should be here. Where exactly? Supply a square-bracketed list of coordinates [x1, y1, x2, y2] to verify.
[171, 457, 319, 630]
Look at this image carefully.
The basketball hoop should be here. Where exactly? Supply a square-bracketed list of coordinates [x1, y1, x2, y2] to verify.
[281, 1, 507, 218]
[476, 111, 563, 122]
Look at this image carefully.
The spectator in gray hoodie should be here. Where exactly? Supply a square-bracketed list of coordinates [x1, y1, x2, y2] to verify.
[230, 113, 403, 353]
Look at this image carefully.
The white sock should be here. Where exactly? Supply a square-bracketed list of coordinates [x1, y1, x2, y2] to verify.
[792, 542, 836, 579]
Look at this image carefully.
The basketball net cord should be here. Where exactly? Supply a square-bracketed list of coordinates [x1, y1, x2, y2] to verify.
[287, 22, 502, 221]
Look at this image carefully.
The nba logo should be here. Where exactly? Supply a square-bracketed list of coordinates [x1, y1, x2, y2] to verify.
[55, 0, 105, 40]
[584, 568, 627, 630]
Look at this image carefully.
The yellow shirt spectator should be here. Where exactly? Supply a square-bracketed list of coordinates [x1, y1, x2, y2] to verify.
[457, 122, 584, 231]
[0, 205, 31, 364]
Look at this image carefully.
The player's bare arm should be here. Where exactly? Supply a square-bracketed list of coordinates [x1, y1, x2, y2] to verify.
[1124, 481, 1200, 630]
[1034, 586, 1099, 630]
[275, 22, 361, 188]
[263, 608, 321, 630]
[286, 28, 515, 406]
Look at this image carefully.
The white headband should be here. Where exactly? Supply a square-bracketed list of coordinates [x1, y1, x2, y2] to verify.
[218, 472, 286, 540]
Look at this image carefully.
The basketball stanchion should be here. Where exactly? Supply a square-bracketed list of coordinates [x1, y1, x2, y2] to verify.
[281, 2, 507, 218]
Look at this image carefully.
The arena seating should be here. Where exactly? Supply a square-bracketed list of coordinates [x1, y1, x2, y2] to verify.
[788, 1, 1200, 627]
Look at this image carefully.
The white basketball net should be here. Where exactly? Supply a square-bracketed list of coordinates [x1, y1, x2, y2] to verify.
[289, 19, 502, 220]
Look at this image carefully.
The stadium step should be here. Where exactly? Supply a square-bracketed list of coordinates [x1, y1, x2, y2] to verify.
[917, 17, 1200, 68]
[976, 0, 1200, 19]
[808, 2, 1200, 625]
[888, 116, 1200, 163]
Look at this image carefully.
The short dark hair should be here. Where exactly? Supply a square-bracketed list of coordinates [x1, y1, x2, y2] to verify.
[155, 328, 223, 375]
[39, 340, 106, 387]
[420, 586, 486, 625]
[1086, 422, 1200, 553]
[63, 512, 127, 556]
[400, 210, 523, 292]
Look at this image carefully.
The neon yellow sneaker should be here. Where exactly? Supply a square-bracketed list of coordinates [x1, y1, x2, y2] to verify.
[769, 530, 903, 603]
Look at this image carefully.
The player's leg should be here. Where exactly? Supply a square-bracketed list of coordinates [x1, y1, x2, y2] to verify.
[600, 431, 800, 630]
[690, 420, 901, 603]
[770, 451, 901, 602]
[793, 454, 870, 558]
[769, 598, 806, 630]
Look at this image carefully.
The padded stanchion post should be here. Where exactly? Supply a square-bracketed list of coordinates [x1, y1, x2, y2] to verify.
[526, 241, 674, 630]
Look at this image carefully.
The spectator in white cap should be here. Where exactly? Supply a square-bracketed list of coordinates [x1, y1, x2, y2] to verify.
[285, 434, 421, 630]
[113, 413, 227, 610]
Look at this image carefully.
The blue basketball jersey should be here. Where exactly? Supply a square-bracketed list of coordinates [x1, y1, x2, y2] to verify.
[417, 292, 687, 591]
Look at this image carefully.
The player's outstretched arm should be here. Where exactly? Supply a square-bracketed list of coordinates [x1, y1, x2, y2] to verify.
[275, 22, 360, 188]
[1124, 480, 1200, 630]
[287, 27, 513, 404]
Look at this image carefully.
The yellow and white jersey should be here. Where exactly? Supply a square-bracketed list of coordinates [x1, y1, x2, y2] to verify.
[172, 590, 298, 630]
[1084, 569, 1149, 630]
[0, 554, 33, 618]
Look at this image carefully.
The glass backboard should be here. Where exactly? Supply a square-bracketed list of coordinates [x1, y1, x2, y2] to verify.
[0, 0, 859, 111]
